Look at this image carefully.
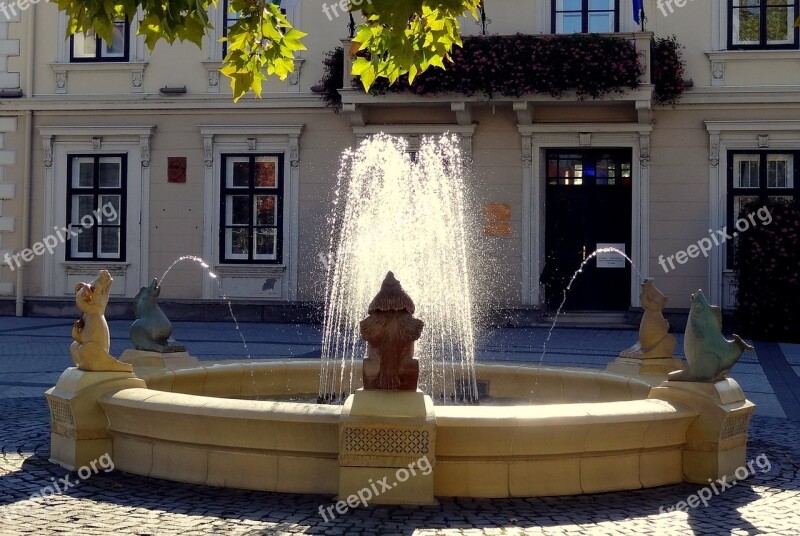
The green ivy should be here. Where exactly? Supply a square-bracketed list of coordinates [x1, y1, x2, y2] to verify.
[319, 34, 674, 106]
[318, 47, 344, 110]
[735, 199, 800, 342]
[651, 35, 686, 106]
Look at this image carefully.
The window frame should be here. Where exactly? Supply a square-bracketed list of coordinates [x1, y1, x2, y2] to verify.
[726, 149, 799, 267]
[69, 18, 131, 62]
[727, 0, 800, 50]
[65, 153, 128, 262]
[219, 153, 285, 265]
[222, 0, 239, 58]
[552, 0, 620, 34]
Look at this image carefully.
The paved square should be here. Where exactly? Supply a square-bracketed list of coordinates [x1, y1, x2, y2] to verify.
[1, 318, 798, 535]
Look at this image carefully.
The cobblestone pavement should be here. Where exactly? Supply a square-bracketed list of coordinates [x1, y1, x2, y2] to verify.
[1, 395, 798, 535]
[1, 318, 799, 535]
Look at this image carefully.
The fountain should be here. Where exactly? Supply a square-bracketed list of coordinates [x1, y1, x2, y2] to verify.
[320, 134, 478, 404]
[44, 134, 757, 503]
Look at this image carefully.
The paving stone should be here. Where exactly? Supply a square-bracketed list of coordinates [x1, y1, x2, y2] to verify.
[2, 318, 800, 534]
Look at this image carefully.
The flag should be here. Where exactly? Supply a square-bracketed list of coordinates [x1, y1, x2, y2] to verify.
[633, 0, 644, 24]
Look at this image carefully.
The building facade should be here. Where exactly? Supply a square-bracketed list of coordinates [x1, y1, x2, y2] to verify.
[0, 0, 798, 319]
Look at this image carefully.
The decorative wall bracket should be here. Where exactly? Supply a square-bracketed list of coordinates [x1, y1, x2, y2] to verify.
[451, 102, 473, 126]
[520, 133, 532, 169]
[711, 60, 725, 86]
[639, 134, 651, 168]
[288, 58, 305, 89]
[709, 131, 720, 168]
[131, 69, 144, 93]
[140, 135, 151, 167]
[203, 135, 214, 167]
[342, 103, 366, 127]
[54, 71, 67, 95]
[42, 135, 54, 167]
[513, 101, 533, 126]
[289, 136, 300, 168]
[636, 100, 652, 125]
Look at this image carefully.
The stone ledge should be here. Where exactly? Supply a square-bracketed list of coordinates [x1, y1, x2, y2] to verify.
[9, 297, 323, 323]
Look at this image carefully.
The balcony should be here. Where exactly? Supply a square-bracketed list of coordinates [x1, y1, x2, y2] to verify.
[326, 32, 678, 126]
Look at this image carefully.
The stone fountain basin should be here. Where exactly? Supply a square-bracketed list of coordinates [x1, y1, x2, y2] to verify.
[97, 360, 703, 498]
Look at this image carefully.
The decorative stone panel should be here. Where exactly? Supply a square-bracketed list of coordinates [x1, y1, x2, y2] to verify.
[48, 398, 76, 428]
[343, 427, 431, 457]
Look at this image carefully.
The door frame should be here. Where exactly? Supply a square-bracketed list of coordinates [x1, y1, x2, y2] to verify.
[543, 148, 634, 310]
[518, 123, 652, 309]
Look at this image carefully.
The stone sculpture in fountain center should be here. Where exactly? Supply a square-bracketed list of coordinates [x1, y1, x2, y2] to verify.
[360, 271, 424, 391]
[339, 271, 436, 505]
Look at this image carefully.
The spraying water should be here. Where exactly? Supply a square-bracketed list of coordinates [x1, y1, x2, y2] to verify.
[319, 134, 479, 404]
[532, 247, 644, 398]
[159, 255, 257, 392]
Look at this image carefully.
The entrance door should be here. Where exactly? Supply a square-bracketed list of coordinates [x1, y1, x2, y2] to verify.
[542, 149, 632, 310]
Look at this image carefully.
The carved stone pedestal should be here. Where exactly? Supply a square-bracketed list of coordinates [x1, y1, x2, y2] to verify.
[606, 356, 685, 386]
[119, 349, 199, 370]
[338, 389, 437, 505]
[45, 367, 145, 470]
[648, 378, 755, 484]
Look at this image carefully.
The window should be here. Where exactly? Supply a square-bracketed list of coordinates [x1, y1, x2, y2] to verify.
[547, 150, 631, 186]
[220, 154, 284, 263]
[70, 19, 130, 61]
[729, 0, 799, 49]
[727, 150, 799, 266]
[553, 0, 619, 34]
[222, 0, 288, 56]
[222, 0, 240, 57]
[66, 155, 126, 261]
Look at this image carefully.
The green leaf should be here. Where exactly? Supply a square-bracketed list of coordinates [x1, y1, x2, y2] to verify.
[360, 67, 377, 92]
[52, 0, 476, 100]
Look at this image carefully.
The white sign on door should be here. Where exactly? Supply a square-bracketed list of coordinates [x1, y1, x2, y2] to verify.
[596, 243, 626, 269]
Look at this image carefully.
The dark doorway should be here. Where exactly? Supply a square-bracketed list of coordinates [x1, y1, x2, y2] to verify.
[542, 149, 633, 311]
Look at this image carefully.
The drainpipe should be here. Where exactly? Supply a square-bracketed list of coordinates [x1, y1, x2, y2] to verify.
[16, 5, 35, 316]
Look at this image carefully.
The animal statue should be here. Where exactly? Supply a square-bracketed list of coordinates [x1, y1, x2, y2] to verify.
[70, 270, 133, 373]
[620, 279, 676, 358]
[669, 290, 754, 382]
[360, 272, 424, 391]
[130, 278, 184, 353]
